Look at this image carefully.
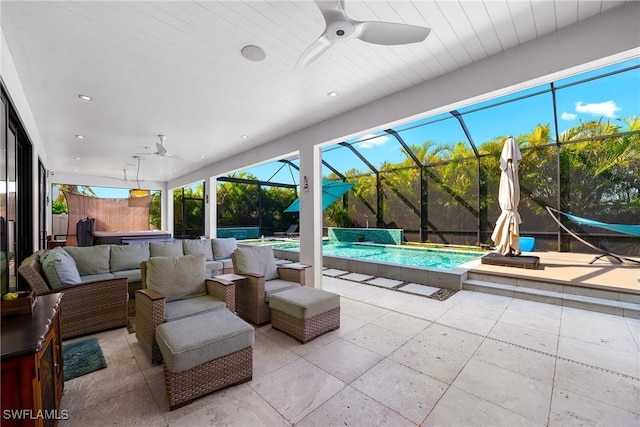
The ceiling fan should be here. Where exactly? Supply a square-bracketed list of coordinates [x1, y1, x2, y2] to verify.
[138, 134, 184, 158]
[98, 157, 146, 184]
[296, 0, 431, 68]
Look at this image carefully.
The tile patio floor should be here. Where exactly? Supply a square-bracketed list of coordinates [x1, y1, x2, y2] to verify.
[60, 274, 640, 426]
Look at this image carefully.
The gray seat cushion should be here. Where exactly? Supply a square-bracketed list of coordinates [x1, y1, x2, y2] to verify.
[64, 245, 111, 275]
[40, 248, 82, 288]
[110, 242, 149, 271]
[211, 238, 237, 260]
[164, 295, 226, 322]
[269, 287, 340, 319]
[145, 254, 207, 302]
[264, 279, 300, 302]
[183, 239, 214, 261]
[217, 258, 233, 271]
[113, 269, 141, 284]
[80, 272, 116, 281]
[156, 309, 254, 373]
[233, 245, 278, 280]
[205, 259, 224, 272]
[150, 240, 184, 257]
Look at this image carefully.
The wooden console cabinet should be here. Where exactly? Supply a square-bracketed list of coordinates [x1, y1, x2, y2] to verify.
[1, 293, 64, 427]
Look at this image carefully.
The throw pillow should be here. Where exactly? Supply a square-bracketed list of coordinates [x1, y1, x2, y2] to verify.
[212, 238, 237, 260]
[149, 240, 183, 257]
[233, 245, 278, 280]
[182, 239, 214, 260]
[64, 245, 111, 276]
[40, 249, 82, 289]
[145, 254, 206, 302]
[110, 242, 150, 271]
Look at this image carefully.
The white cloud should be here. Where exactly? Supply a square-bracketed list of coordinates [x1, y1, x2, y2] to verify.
[575, 101, 621, 118]
[561, 112, 577, 120]
[356, 134, 390, 149]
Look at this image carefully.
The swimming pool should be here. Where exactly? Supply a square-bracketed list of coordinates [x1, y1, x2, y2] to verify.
[247, 239, 483, 270]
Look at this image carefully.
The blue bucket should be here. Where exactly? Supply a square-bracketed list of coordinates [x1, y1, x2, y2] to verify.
[520, 237, 536, 252]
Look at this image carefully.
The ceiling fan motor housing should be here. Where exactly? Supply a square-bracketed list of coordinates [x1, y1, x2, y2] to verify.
[326, 21, 356, 40]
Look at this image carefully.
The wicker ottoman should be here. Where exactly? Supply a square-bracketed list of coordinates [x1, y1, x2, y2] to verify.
[269, 287, 340, 344]
[155, 309, 254, 410]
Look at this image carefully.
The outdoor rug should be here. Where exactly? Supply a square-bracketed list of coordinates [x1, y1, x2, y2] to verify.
[62, 338, 107, 381]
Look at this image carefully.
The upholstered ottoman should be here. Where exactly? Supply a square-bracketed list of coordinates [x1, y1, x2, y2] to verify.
[155, 309, 254, 410]
[268, 287, 340, 343]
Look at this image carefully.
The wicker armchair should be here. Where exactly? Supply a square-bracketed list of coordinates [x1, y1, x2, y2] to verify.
[17, 251, 128, 339]
[232, 246, 310, 325]
[135, 255, 236, 363]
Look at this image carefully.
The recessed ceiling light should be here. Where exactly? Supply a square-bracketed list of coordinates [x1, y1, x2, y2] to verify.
[72, 168, 77, 172]
[78, 94, 92, 101]
[241, 135, 249, 139]
[200, 155, 205, 159]
[241, 45, 266, 62]
[76, 134, 85, 139]
[74, 157, 81, 160]
[172, 168, 177, 172]
[327, 91, 339, 97]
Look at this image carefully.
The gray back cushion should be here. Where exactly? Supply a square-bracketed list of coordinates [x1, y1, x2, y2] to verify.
[110, 242, 150, 271]
[182, 239, 213, 260]
[150, 240, 184, 257]
[40, 248, 82, 288]
[64, 245, 111, 276]
[212, 238, 237, 260]
[233, 245, 278, 280]
[145, 254, 206, 302]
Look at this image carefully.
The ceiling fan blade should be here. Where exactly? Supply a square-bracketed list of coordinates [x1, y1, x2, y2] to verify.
[315, 0, 347, 24]
[296, 35, 333, 69]
[155, 142, 167, 156]
[356, 21, 430, 45]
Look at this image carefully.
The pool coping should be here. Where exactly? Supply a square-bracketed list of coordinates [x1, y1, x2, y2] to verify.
[272, 247, 481, 291]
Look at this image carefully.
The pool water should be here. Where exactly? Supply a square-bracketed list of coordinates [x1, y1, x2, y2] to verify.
[257, 240, 483, 270]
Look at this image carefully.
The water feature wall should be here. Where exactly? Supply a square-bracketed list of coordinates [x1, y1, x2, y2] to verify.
[328, 227, 403, 245]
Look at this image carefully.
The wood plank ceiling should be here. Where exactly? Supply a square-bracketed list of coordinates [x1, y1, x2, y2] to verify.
[0, 1, 626, 182]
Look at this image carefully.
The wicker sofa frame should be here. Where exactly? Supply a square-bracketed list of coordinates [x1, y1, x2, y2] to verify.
[17, 250, 128, 339]
[135, 261, 237, 363]
[232, 254, 309, 325]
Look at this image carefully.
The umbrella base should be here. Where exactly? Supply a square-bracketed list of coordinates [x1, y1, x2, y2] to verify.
[481, 252, 540, 270]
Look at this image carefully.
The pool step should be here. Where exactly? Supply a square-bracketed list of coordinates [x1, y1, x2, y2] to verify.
[463, 278, 640, 318]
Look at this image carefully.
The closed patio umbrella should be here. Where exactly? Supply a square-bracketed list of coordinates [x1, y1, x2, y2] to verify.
[490, 136, 522, 256]
[284, 180, 354, 212]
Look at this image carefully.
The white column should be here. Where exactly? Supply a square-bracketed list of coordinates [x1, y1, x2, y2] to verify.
[164, 187, 173, 236]
[298, 144, 323, 288]
[208, 177, 217, 238]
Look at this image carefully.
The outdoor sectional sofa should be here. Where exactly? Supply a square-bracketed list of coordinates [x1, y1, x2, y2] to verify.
[17, 237, 238, 339]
